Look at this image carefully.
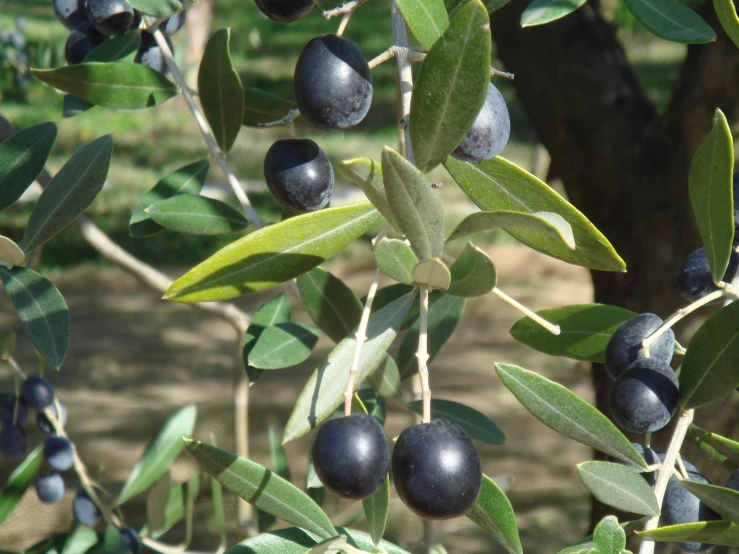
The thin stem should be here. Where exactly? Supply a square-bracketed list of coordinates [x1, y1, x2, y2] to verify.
[417, 288, 431, 422]
[676, 456, 689, 479]
[644, 432, 652, 448]
[389, 0, 415, 164]
[344, 268, 382, 415]
[336, 10, 353, 36]
[322, 0, 370, 19]
[492, 287, 561, 335]
[641, 290, 723, 356]
[144, 21, 264, 229]
[638, 409, 695, 554]
[258, 108, 301, 128]
[491, 66, 515, 80]
[369, 48, 396, 69]
[7, 356, 26, 381]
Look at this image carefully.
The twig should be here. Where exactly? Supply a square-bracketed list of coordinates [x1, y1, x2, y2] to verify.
[638, 409, 695, 554]
[144, 20, 264, 229]
[389, 0, 415, 165]
[491, 66, 515, 80]
[258, 108, 301, 128]
[416, 288, 431, 422]
[369, 48, 396, 69]
[492, 287, 561, 335]
[322, 0, 370, 19]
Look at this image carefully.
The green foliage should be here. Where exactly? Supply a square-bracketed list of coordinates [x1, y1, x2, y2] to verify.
[637, 521, 739, 547]
[690, 425, 739, 463]
[446, 243, 497, 297]
[242, 87, 297, 127]
[242, 293, 292, 383]
[296, 268, 363, 343]
[396, 0, 449, 49]
[374, 238, 418, 285]
[128, 0, 182, 16]
[248, 322, 320, 370]
[680, 481, 739, 525]
[714, 0, 739, 50]
[339, 157, 401, 233]
[85, 33, 141, 63]
[363, 474, 390, 545]
[623, 0, 716, 43]
[520, 0, 589, 27]
[145, 195, 249, 235]
[592, 516, 630, 554]
[407, 398, 505, 444]
[0, 445, 43, 524]
[577, 461, 660, 516]
[447, 210, 575, 249]
[466, 474, 522, 554]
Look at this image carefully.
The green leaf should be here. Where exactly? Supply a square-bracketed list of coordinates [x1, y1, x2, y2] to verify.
[103, 524, 128, 554]
[243, 293, 291, 384]
[145, 195, 248, 235]
[258, 427, 292, 533]
[146, 473, 183, 539]
[164, 201, 380, 303]
[407, 399, 505, 445]
[381, 147, 445, 261]
[558, 520, 647, 554]
[185, 439, 337, 540]
[679, 299, 739, 409]
[0, 267, 70, 370]
[623, 0, 716, 43]
[117, 404, 197, 505]
[242, 87, 297, 127]
[521, 0, 588, 26]
[363, 474, 390, 545]
[130, 159, 210, 237]
[410, 0, 492, 172]
[509, 304, 638, 363]
[592, 516, 627, 554]
[714, 0, 739, 50]
[576, 461, 660, 516]
[224, 526, 412, 554]
[284, 292, 415, 442]
[212, 477, 227, 547]
[85, 32, 141, 63]
[296, 267, 363, 343]
[32, 64, 178, 109]
[59, 528, 100, 554]
[185, 474, 200, 545]
[20, 135, 113, 253]
[0, 122, 57, 212]
[368, 355, 402, 397]
[0, 330, 15, 360]
[637, 521, 739, 546]
[125, 0, 182, 17]
[374, 238, 418, 285]
[689, 109, 735, 283]
[396, 0, 449, 49]
[62, 95, 93, 118]
[466, 474, 522, 554]
[690, 425, 739, 464]
[412, 258, 451, 290]
[248, 322, 320, 370]
[495, 364, 648, 469]
[445, 157, 625, 271]
[679, 481, 739, 526]
[199, 29, 244, 153]
[339, 158, 401, 233]
[447, 210, 575, 249]
[447, 243, 497, 297]
[397, 292, 466, 379]
[0, 444, 43, 524]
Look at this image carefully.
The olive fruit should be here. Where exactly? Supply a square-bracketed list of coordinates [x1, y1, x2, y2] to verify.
[86, 0, 134, 36]
[0, 424, 27, 459]
[73, 488, 103, 527]
[65, 23, 106, 65]
[451, 82, 510, 163]
[662, 470, 721, 552]
[135, 32, 172, 76]
[255, 0, 314, 22]
[53, 0, 89, 31]
[44, 436, 75, 472]
[677, 247, 739, 302]
[605, 313, 675, 380]
[35, 472, 65, 504]
[20, 375, 55, 410]
[0, 396, 28, 427]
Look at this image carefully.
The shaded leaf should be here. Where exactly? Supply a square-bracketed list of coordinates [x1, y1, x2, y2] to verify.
[259, 427, 292, 533]
[714, 0, 739, 50]
[679, 300, 739, 409]
[32, 64, 178, 109]
[412, 258, 451, 290]
[0, 267, 70, 369]
[339, 158, 401, 233]
[130, 159, 210, 237]
[297, 267, 363, 343]
[164, 201, 380, 303]
[284, 292, 415, 442]
[637, 521, 739, 546]
[374, 238, 417, 285]
[117, 404, 197, 504]
[243, 87, 298, 127]
[85, 32, 141, 63]
[145, 195, 248, 235]
[0, 122, 56, 212]
[103, 524, 128, 554]
[407, 398, 505, 445]
[249, 322, 320, 370]
[199, 29, 244, 153]
[447, 210, 575, 249]
[368, 355, 402, 397]
[62, 95, 93, 118]
[690, 425, 739, 464]
[577, 461, 660, 516]
[396, 0, 449, 49]
[185, 440, 337, 540]
[363, 474, 390, 545]
[0, 444, 43, 524]
[243, 293, 291, 384]
[521, 0, 588, 26]
[147, 472, 183, 538]
[185, 474, 200, 545]
[623, 0, 716, 43]
[495, 364, 648, 469]
[510, 304, 637, 363]
[0, 236, 25, 269]
[382, 147, 444, 260]
[447, 243, 497, 297]
[212, 477, 227, 547]
[410, 0, 491, 172]
[467, 474, 522, 554]
[20, 135, 113, 253]
[680, 481, 739, 526]
[128, 0, 182, 16]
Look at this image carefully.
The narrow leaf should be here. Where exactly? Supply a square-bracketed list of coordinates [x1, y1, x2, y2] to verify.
[248, 322, 320, 370]
[445, 157, 625, 271]
[407, 398, 505, 445]
[258, 427, 292, 533]
[185, 439, 337, 540]
[85, 32, 141, 63]
[0, 267, 70, 369]
[381, 147, 445, 260]
[447, 210, 575, 249]
[680, 481, 739, 526]
[623, 0, 716, 43]
[20, 135, 113, 253]
[689, 109, 735, 283]
[577, 461, 660, 516]
[363, 475, 390, 545]
[130, 159, 210, 237]
[117, 404, 197, 504]
[242, 86, 297, 127]
[714, 0, 739, 50]
[447, 243, 497, 297]
[0, 122, 57, 212]
[637, 521, 739, 546]
[32, 64, 178, 109]
[495, 364, 648, 469]
[410, 0, 492, 172]
[466, 474, 522, 554]
[374, 238, 418, 285]
[284, 292, 415, 442]
[521, 0, 588, 26]
[339, 158, 401, 233]
[0, 444, 43, 524]
[297, 267, 363, 343]
[368, 355, 402, 397]
[690, 425, 739, 464]
[243, 293, 291, 384]
[199, 29, 244, 153]
[212, 477, 227, 547]
[165, 201, 380, 303]
[185, 474, 200, 545]
[679, 300, 739, 409]
[146, 472, 178, 536]
[510, 304, 637, 363]
[396, 0, 449, 49]
[145, 195, 248, 235]
[127, 0, 182, 16]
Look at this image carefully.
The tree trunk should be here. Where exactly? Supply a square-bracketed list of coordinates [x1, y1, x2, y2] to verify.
[490, 0, 739, 533]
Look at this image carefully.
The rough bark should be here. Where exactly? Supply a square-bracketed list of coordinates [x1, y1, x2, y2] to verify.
[490, 0, 739, 533]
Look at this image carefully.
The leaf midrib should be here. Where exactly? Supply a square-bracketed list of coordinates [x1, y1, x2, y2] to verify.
[40, 70, 173, 93]
[580, 466, 658, 514]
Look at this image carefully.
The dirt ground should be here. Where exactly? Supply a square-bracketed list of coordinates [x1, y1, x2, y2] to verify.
[0, 243, 600, 553]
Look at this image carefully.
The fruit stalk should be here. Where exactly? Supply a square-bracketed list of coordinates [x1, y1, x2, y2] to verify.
[637, 409, 695, 554]
[417, 288, 432, 423]
[144, 19, 264, 229]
